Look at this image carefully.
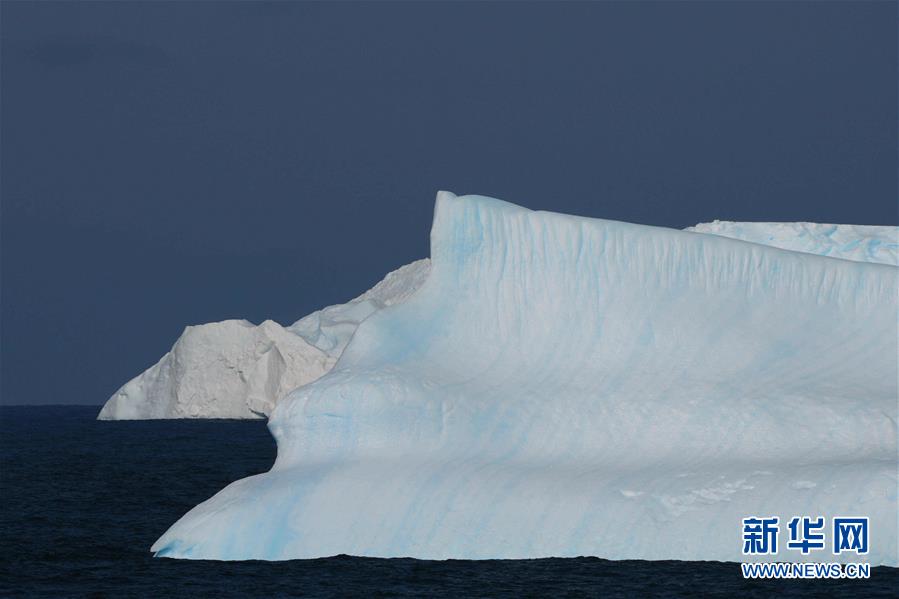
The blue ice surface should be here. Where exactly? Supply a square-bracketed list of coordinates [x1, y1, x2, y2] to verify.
[153, 193, 898, 564]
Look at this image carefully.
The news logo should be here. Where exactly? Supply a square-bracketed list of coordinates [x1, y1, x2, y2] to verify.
[742, 515, 868, 556]
[833, 518, 869, 555]
[741, 515, 870, 579]
[742, 517, 779, 555]
[786, 516, 825, 554]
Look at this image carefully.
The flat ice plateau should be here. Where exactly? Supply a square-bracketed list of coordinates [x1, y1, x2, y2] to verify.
[152, 192, 897, 564]
[686, 220, 897, 265]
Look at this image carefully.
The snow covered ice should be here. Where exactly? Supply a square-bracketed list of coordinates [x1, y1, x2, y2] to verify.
[98, 260, 430, 420]
[149, 192, 897, 564]
[97, 319, 333, 420]
[686, 220, 897, 265]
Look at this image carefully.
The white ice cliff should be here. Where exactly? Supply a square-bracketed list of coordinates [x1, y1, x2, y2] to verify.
[98, 319, 332, 420]
[98, 260, 430, 420]
[151, 192, 898, 564]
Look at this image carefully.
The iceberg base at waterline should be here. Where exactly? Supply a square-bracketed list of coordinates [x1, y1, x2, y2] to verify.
[151, 192, 898, 564]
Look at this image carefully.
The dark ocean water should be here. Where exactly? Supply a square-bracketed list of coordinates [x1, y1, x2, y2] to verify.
[1, 406, 895, 597]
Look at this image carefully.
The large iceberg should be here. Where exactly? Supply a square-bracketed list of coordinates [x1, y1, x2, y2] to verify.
[151, 192, 897, 564]
[98, 260, 430, 419]
[100, 218, 892, 421]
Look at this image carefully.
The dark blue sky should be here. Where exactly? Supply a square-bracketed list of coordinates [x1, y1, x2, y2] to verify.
[2, 1, 896, 406]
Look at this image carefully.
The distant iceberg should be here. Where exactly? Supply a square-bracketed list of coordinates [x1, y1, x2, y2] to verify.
[151, 192, 898, 564]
